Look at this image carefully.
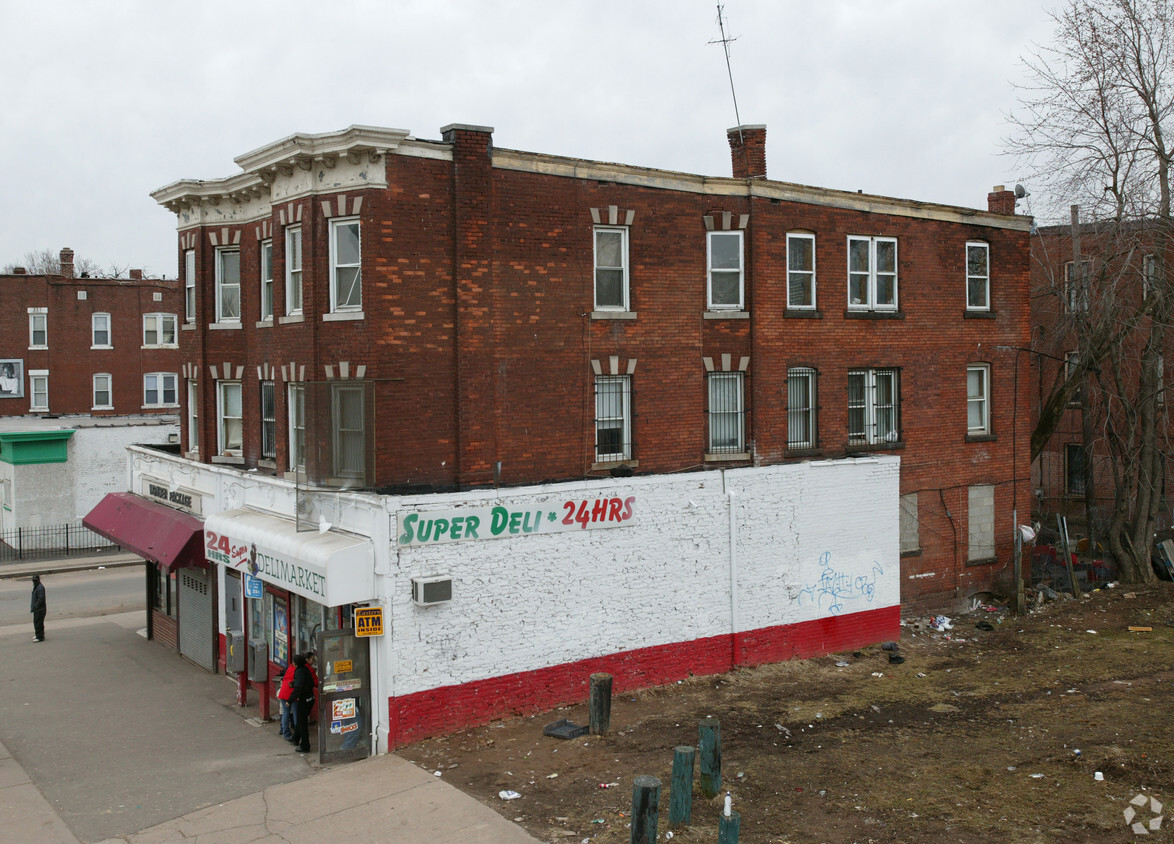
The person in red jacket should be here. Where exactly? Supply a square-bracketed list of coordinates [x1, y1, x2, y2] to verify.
[275, 660, 296, 740]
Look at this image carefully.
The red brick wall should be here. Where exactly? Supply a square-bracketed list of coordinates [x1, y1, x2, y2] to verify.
[152, 610, 178, 650]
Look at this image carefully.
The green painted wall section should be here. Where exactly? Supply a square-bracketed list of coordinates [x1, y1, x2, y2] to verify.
[0, 430, 75, 465]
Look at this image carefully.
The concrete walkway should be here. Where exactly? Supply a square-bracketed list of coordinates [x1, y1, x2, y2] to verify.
[0, 554, 538, 844]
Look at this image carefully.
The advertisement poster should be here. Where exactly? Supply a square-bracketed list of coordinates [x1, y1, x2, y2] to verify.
[272, 600, 288, 666]
[0, 359, 24, 399]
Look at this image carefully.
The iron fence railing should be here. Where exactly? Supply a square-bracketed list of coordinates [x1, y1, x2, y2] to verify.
[0, 521, 119, 562]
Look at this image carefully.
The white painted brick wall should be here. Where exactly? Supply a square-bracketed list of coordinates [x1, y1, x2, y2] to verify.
[72, 425, 177, 519]
[387, 456, 900, 696]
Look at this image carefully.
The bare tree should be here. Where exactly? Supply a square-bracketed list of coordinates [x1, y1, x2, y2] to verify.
[1010, 0, 1174, 582]
[1, 248, 129, 278]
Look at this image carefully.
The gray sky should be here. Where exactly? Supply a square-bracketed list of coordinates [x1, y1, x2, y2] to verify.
[0, 0, 1060, 279]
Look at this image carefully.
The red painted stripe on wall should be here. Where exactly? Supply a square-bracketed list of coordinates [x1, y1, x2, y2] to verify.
[388, 604, 899, 750]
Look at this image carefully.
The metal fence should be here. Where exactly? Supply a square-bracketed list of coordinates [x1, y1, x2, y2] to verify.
[0, 521, 119, 562]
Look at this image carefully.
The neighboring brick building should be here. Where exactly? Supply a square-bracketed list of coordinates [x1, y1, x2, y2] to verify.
[149, 122, 1032, 612]
[0, 250, 183, 418]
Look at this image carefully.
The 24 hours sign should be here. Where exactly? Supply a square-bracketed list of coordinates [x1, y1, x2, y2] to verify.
[397, 495, 636, 547]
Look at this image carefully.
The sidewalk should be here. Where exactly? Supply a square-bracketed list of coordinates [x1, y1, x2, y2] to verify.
[0, 549, 143, 579]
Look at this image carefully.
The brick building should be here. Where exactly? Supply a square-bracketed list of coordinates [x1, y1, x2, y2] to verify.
[150, 122, 1031, 611]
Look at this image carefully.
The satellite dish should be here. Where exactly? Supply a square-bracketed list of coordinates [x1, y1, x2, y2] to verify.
[1014, 184, 1029, 198]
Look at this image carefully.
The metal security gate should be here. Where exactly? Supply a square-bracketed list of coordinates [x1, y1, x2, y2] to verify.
[178, 567, 215, 671]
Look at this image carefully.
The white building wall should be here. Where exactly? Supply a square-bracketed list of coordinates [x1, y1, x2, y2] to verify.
[72, 424, 178, 519]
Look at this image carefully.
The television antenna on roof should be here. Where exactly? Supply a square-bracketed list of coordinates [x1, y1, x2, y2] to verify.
[709, 3, 743, 138]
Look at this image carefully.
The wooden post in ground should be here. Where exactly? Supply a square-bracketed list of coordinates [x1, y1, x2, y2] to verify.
[589, 672, 612, 735]
[669, 745, 695, 825]
[718, 809, 741, 843]
[699, 719, 722, 798]
[630, 775, 660, 844]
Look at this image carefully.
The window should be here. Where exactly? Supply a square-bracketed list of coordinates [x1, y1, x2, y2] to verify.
[707, 372, 745, 454]
[216, 248, 241, 322]
[29, 310, 47, 348]
[330, 218, 361, 311]
[787, 233, 816, 309]
[967, 364, 990, 434]
[187, 380, 199, 453]
[29, 370, 48, 411]
[1144, 253, 1157, 300]
[1066, 350, 1084, 405]
[332, 384, 365, 478]
[260, 381, 276, 460]
[1066, 443, 1087, 496]
[285, 227, 303, 314]
[595, 375, 631, 462]
[218, 381, 243, 455]
[847, 236, 898, 311]
[707, 230, 743, 310]
[288, 383, 304, 470]
[93, 374, 112, 410]
[966, 242, 990, 310]
[143, 372, 178, 407]
[260, 239, 274, 321]
[594, 226, 629, 310]
[1065, 260, 1089, 312]
[967, 484, 995, 562]
[900, 493, 919, 554]
[847, 368, 900, 445]
[142, 313, 177, 347]
[787, 367, 817, 448]
[184, 249, 196, 321]
[92, 313, 111, 348]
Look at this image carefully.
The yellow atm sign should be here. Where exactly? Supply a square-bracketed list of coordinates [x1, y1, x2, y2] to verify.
[354, 607, 384, 637]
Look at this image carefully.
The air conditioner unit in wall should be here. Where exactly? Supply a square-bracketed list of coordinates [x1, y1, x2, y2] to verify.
[411, 575, 453, 606]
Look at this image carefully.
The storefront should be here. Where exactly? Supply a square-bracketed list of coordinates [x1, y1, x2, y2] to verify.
[202, 508, 378, 759]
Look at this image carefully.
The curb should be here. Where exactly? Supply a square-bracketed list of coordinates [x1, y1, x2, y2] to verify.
[0, 555, 143, 580]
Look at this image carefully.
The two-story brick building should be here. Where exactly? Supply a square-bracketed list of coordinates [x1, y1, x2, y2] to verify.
[85, 121, 1031, 753]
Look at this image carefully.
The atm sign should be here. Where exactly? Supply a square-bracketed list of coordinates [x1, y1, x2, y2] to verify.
[354, 607, 384, 637]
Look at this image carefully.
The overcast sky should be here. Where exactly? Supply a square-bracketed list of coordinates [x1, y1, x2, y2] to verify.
[0, 0, 1061, 278]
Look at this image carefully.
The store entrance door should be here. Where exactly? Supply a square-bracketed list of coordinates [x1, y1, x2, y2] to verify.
[316, 628, 372, 763]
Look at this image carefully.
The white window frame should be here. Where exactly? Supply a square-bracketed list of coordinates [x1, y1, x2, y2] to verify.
[707, 371, 745, 455]
[967, 364, 990, 434]
[184, 249, 196, 322]
[595, 375, 631, 462]
[966, 241, 990, 311]
[29, 370, 48, 412]
[186, 379, 199, 453]
[28, 309, 47, 349]
[1064, 260, 1090, 312]
[847, 368, 900, 445]
[142, 313, 177, 347]
[285, 227, 303, 315]
[92, 373, 113, 410]
[332, 383, 366, 478]
[847, 236, 898, 311]
[329, 218, 362, 312]
[260, 239, 274, 322]
[215, 247, 241, 323]
[288, 383, 305, 470]
[787, 367, 817, 449]
[707, 230, 744, 310]
[786, 232, 816, 309]
[143, 372, 178, 408]
[260, 381, 276, 460]
[593, 226, 629, 311]
[217, 381, 243, 456]
[91, 312, 111, 348]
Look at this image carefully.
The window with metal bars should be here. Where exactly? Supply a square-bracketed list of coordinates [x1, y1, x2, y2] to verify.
[594, 375, 631, 462]
[332, 383, 366, 478]
[787, 367, 817, 448]
[707, 372, 745, 454]
[847, 368, 899, 445]
[260, 381, 276, 459]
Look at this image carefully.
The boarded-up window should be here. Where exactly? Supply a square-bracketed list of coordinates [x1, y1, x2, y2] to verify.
[968, 484, 995, 561]
[899, 493, 919, 554]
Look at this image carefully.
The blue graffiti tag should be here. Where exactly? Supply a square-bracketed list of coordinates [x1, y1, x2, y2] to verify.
[797, 552, 884, 616]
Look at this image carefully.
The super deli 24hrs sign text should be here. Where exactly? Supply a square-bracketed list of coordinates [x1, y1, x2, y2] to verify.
[397, 496, 635, 547]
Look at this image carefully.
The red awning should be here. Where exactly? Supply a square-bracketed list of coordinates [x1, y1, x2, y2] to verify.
[83, 492, 206, 571]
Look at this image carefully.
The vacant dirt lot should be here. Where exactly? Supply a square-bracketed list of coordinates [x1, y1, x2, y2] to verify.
[401, 586, 1174, 844]
[400, 584, 1174, 843]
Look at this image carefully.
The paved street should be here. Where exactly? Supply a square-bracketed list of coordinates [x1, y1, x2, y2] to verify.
[0, 559, 538, 843]
[0, 567, 141, 626]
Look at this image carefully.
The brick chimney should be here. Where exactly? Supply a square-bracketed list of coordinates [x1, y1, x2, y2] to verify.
[13, 267, 26, 274]
[728, 125, 767, 179]
[59, 247, 74, 278]
[987, 185, 1016, 215]
[130, 269, 143, 280]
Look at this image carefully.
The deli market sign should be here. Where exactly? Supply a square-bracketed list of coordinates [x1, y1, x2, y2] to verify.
[397, 494, 635, 547]
[204, 530, 327, 600]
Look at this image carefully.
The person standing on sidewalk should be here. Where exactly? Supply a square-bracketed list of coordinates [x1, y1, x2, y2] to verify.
[30, 575, 46, 642]
[290, 653, 315, 753]
[275, 661, 296, 740]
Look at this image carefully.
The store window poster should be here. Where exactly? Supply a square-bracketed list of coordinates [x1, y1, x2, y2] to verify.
[273, 600, 289, 666]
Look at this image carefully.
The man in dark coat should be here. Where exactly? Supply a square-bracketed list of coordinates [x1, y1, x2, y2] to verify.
[290, 652, 315, 753]
[30, 575, 46, 642]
